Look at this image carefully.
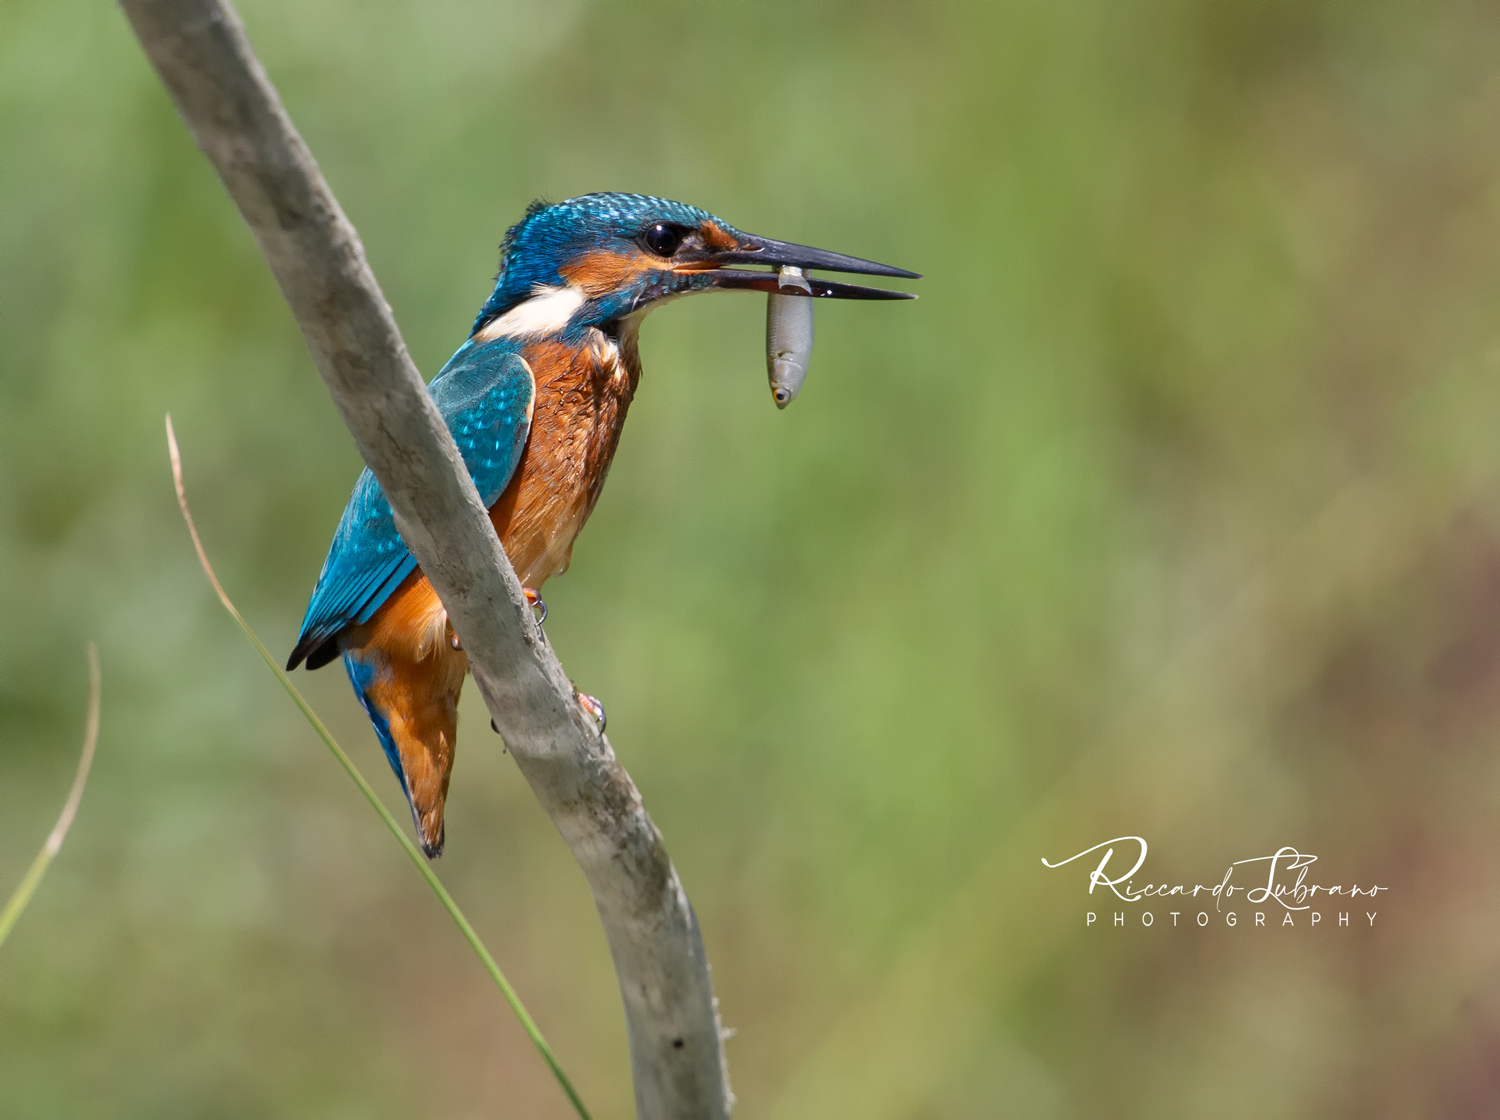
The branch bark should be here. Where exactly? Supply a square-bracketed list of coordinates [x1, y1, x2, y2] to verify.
[117, 2, 732, 1116]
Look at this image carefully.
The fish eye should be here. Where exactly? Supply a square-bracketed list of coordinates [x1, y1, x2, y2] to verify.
[642, 222, 686, 257]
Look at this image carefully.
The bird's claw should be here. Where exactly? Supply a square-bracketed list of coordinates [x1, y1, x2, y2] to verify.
[524, 587, 547, 627]
[574, 687, 606, 735]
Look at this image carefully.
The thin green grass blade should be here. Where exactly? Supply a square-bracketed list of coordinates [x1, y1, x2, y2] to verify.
[0, 645, 101, 951]
[167, 416, 591, 1120]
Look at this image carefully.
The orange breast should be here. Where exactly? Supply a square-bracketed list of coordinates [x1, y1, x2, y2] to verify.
[489, 329, 640, 589]
[347, 327, 639, 661]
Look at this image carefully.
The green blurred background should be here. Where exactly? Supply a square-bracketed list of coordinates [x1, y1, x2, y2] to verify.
[6, 0, 1500, 1116]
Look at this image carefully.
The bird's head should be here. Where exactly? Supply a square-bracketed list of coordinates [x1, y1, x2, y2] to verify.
[470, 192, 916, 342]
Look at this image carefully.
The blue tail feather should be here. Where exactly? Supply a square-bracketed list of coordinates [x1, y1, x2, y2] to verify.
[342, 649, 408, 799]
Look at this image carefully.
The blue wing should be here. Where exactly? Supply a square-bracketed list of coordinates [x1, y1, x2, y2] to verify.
[287, 340, 535, 669]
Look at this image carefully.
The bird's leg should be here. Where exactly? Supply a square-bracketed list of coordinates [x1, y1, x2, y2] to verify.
[524, 586, 547, 626]
[457, 588, 543, 652]
[573, 685, 606, 735]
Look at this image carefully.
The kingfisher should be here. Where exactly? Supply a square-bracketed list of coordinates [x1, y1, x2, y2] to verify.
[286, 193, 917, 857]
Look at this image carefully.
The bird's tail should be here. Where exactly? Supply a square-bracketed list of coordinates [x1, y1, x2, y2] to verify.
[343, 643, 466, 858]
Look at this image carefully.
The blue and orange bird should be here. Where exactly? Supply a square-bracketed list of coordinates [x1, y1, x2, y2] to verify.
[286, 193, 918, 856]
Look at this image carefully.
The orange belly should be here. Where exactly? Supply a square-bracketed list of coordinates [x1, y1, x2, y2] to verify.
[487, 334, 637, 588]
[340, 327, 641, 853]
[353, 326, 640, 652]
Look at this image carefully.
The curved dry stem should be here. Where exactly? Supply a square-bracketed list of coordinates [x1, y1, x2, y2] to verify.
[0, 644, 101, 950]
[167, 416, 591, 1120]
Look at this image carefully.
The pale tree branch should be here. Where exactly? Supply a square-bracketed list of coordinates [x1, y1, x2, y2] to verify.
[116, 2, 732, 1115]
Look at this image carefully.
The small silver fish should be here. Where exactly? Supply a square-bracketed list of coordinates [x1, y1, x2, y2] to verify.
[766, 266, 814, 409]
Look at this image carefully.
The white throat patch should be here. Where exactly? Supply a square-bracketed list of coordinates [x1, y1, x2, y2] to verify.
[473, 284, 587, 342]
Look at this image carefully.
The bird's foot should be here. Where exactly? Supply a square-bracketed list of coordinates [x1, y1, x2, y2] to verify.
[573, 686, 606, 735]
[524, 586, 547, 627]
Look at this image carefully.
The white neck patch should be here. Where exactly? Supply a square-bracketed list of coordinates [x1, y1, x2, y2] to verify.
[473, 284, 587, 342]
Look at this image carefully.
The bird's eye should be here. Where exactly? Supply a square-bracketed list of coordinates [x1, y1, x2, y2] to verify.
[642, 222, 685, 257]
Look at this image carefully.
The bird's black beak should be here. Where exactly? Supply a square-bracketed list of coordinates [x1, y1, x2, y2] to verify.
[684, 233, 919, 300]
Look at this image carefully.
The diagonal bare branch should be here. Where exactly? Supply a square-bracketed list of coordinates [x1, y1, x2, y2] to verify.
[118, 2, 731, 1116]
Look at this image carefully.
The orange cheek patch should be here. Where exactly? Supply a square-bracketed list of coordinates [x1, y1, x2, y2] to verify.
[700, 221, 739, 252]
[561, 249, 659, 298]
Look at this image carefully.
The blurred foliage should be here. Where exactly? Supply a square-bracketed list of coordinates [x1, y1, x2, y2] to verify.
[6, 0, 1500, 1116]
